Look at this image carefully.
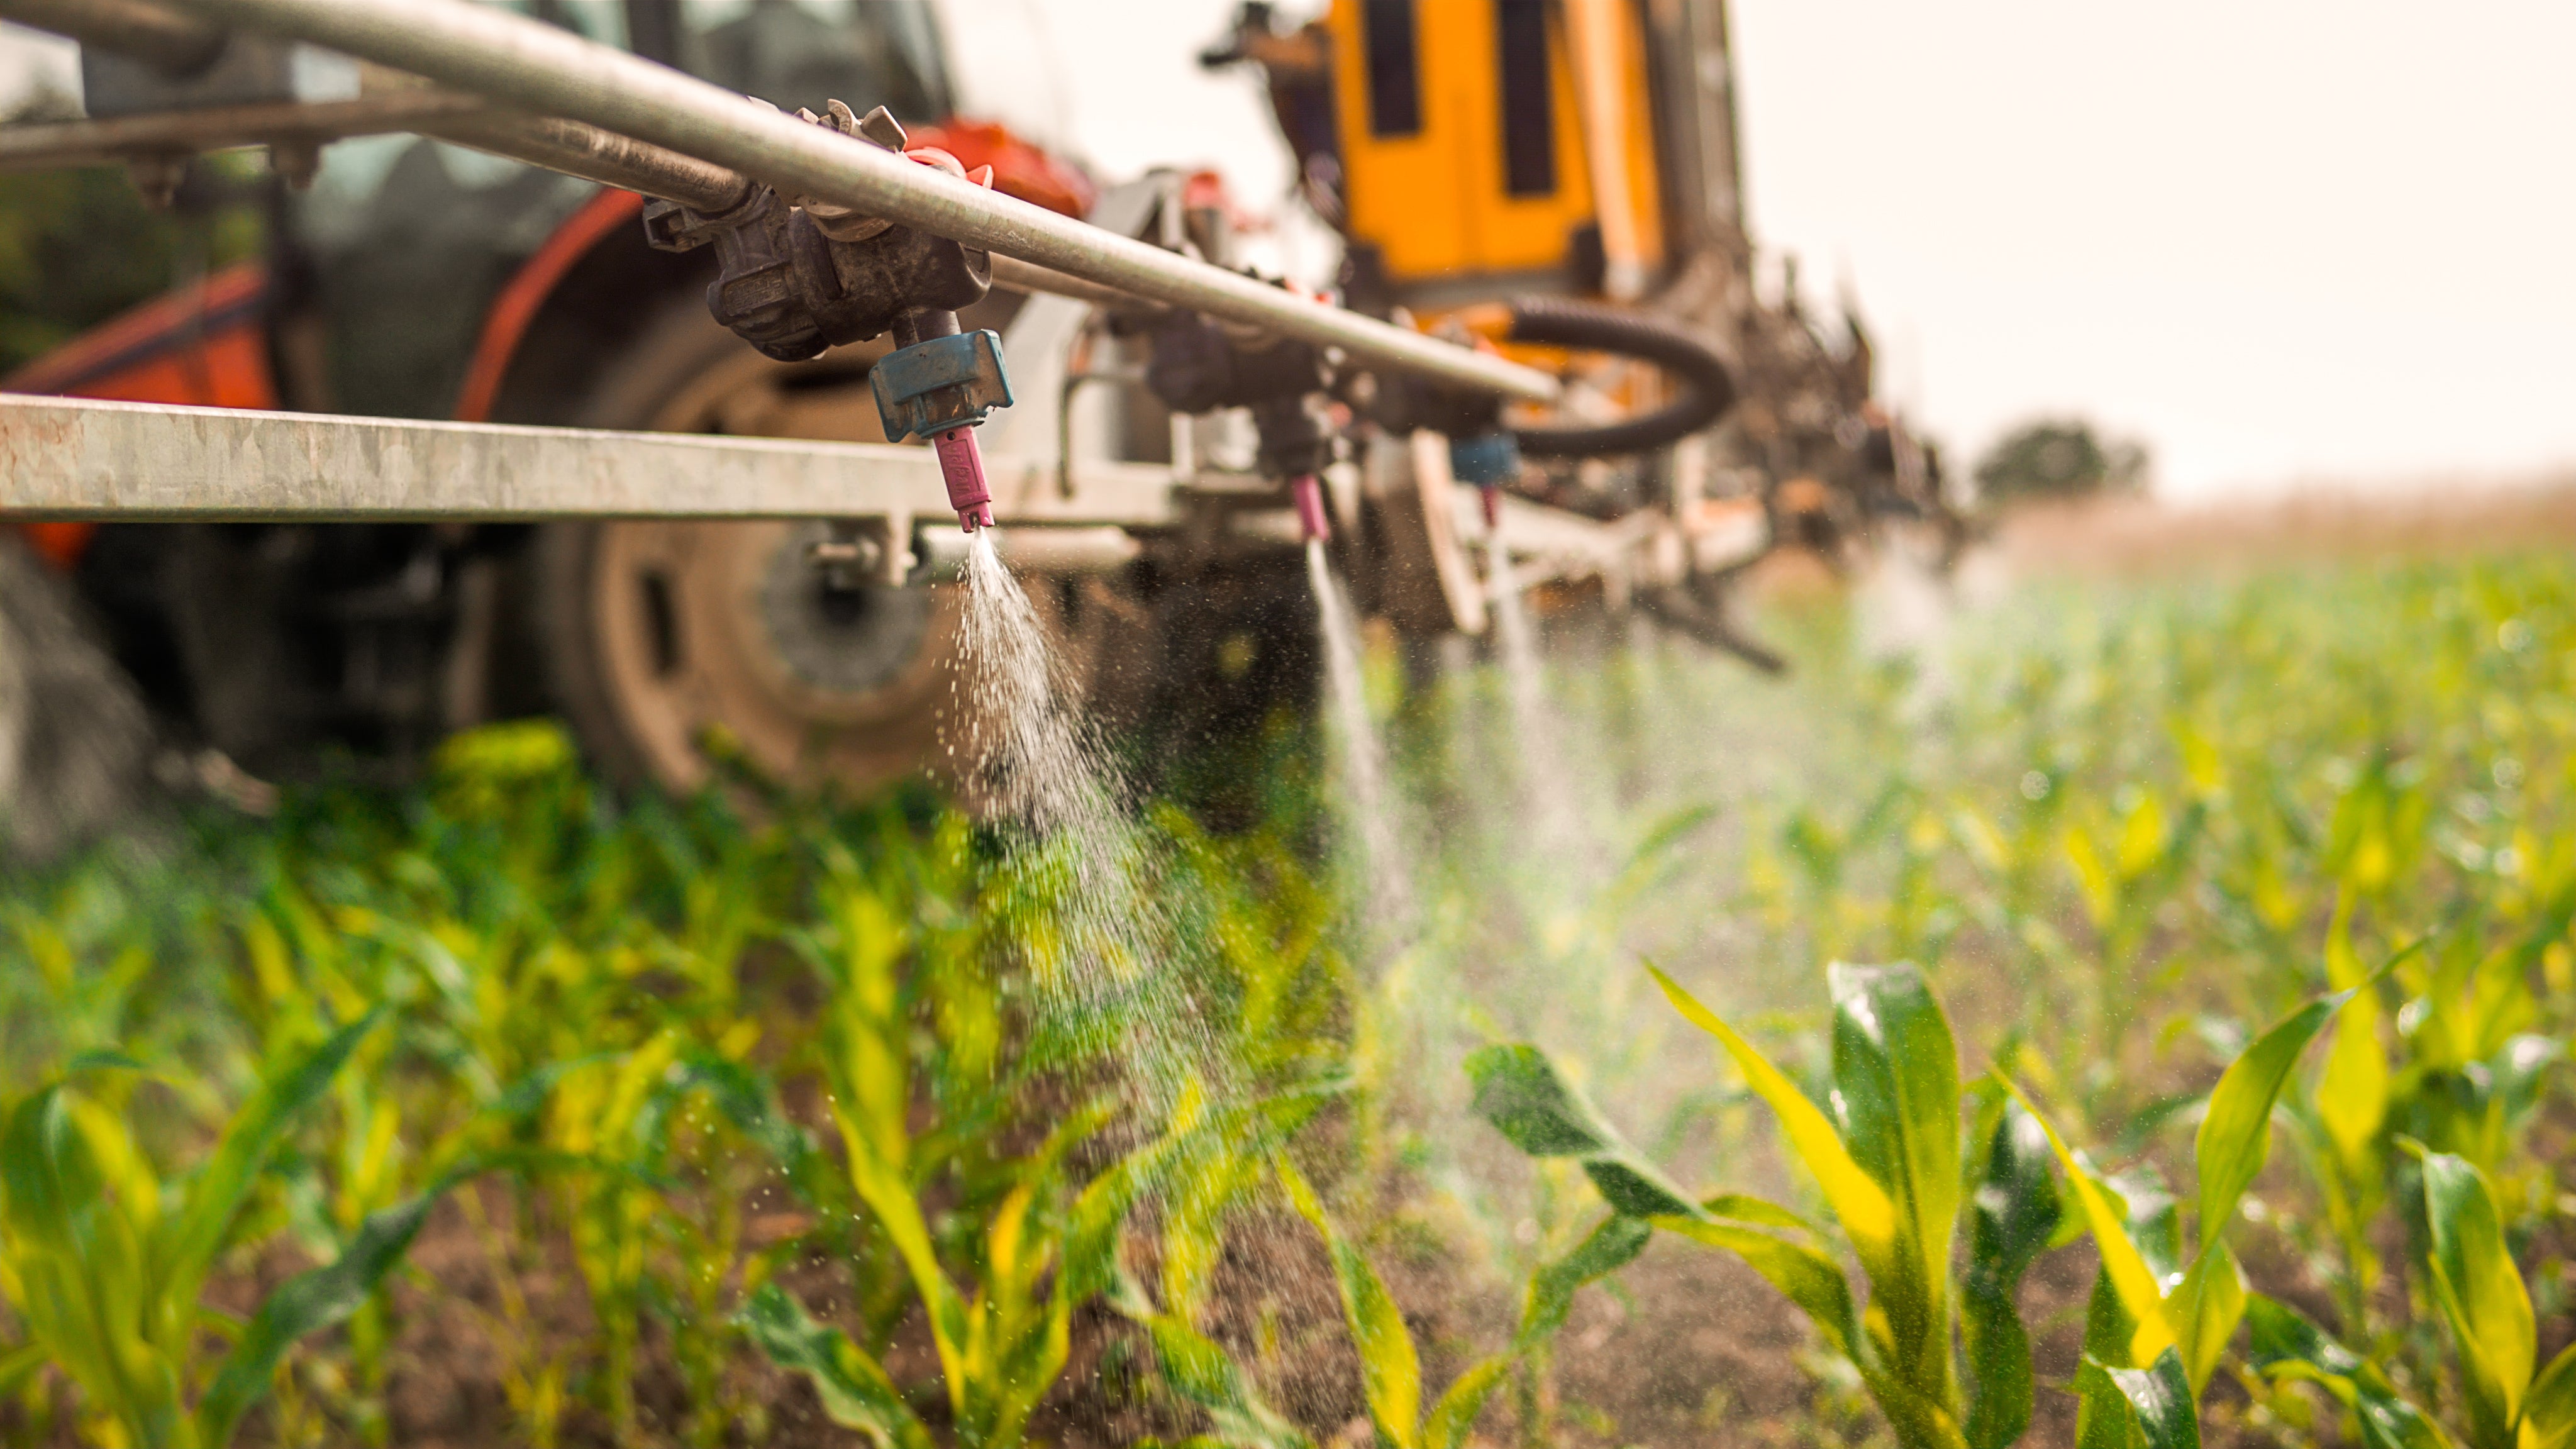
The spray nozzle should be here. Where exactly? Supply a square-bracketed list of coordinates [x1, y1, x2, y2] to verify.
[871, 312, 1015, 533]
[1291, 474, 1331, 544]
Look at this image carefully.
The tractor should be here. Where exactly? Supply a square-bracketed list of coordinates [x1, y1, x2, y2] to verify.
[0, 0, 1952, 808]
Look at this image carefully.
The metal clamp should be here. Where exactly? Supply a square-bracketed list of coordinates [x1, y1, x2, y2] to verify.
[640, 103, 993, 364]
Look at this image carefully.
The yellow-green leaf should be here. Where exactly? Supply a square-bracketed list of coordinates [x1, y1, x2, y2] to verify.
[1650, 966, 1896, 1253]
[2077, 1348, 2201, 1449]
[2116, 793, 2168, 880]
[2523, 1343, 2576, 1449]
[2317, 899, 2389, 1169]
[1826, 962, 1963, 1408]
[1279, 1152, 1420, 1449]
[1996, 1076, 2175, 1367]
[2414, 1147, 2533, 1449]
[1465, 1044, 1699, 1218]
[2067, 826, 2118, 929]
[1652, 1217, 1860, 1363]
[2194, 985, 2359, 1255]
[738, 1283, 935, 1449]
[2165, 1240, 2247, 1396]
[2244, 1294, 2450, 1449]
[1964, 1102, 2060, 1449]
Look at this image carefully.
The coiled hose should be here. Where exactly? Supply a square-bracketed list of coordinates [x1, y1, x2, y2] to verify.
[1503, 297, 1737, 459]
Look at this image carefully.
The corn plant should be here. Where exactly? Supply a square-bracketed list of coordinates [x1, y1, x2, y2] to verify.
[2247, 1148, 2576, 1449]
[0, 1014, 455, 1447]
[1458, 955, 2390, 1448]
[713, 843, 1134, 1449]
[1079, 1076, 1646, 1449]
[1470, 962, 2057, 1447]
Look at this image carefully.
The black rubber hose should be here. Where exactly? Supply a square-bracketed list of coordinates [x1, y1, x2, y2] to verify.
[1504, 296, 1737, 459]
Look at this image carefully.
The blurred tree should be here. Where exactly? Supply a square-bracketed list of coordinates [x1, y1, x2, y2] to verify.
[1972, 417, 2150, 505]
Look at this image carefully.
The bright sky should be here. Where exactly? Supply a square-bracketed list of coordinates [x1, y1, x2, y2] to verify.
[955, 0, 2576, 499]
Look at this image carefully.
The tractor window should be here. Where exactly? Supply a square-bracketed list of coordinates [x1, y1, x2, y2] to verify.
[484, 1, 631, 48]
[1360, 0, 1423, 138]
[458, 3, 953, 121]
[1494, 0, 1555, 196]
[678, 0, 953, 123]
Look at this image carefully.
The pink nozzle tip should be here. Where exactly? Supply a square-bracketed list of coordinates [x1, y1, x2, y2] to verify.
[1291, 474, 1331, 543]
[1480, 484, 1502, 532]
[933, 426, 994, 534]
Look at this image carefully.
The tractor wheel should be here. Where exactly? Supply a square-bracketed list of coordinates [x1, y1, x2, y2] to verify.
[534, 303, 963, 794]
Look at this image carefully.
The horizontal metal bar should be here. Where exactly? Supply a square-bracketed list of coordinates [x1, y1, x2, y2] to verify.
[0, 394, 1180, 524]
[0, 90, 481, 171]
[988, 254, 1167, 314]
[162, 0, 1561, 404]
[420, 106, 748, 213]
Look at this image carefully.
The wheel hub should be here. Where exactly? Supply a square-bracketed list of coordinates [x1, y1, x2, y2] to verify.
[756, 522, 933, 697]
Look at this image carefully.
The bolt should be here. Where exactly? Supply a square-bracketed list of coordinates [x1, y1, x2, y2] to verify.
[269, 138, 321, 190]
[125, 154, 186, 210]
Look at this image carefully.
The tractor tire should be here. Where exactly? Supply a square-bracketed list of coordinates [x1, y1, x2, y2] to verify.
[533, 303, 964, 794]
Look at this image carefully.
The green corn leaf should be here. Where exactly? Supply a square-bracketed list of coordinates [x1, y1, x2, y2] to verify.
[826, 1079, 972, 1418]
[2065, 824, 2118, 929]
[1825, 962, 1962, 1403]
[1996, 1076, 2175, 1367]
[2075, 1348, 2201, 1449]
[1421, 1359, 1514, 1449]
[1116, 1279, 1311, 1449]
[1420, 1215, 1653, 1449]
[663, 1052, 851, 1220]
[737, 1282, 935, 1449]
[2316, 897, 2390, 1168]
[2163, 1240, 2246, 1396]
[1649, 966, 1898, 1258]
[2114, 792, 2168, 880]
[2193, 987, 2357, 1255]
[2412, 1146, 2533, 1449]
[1277, 1152, 1420, 1449]
[0, 1342, 44, 1398]
[195, 1185, 441, 1448]
[2522, 1345, 2576, 1449]
[1, 1085, 187, 1446]
[1512, 1214, 1652, 1352]
[1650, 1216, 1859, 1362]
[1701, 1192, 1821, 1235]
[1463, 1045, 1697, 1217]
[2243, 1294, 2450, 1449]
[1963, 1101, 2060, 1449]
[1652, 1211, 1972, 1446]
[156, 1012, 382, 1311]
[2082, 1167, 2182, 1404]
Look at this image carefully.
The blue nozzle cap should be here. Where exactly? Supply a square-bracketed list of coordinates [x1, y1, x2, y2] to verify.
[1448, 430, 1521, 487]
[872, 328, 1014, 441]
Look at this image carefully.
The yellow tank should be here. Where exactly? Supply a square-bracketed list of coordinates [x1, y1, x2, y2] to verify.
[1324, 0, 1666, 304]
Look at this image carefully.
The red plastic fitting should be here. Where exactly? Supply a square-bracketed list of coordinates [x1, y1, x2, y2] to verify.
[1291, 474, 1331, 543]
[935, 426, 996, 531]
